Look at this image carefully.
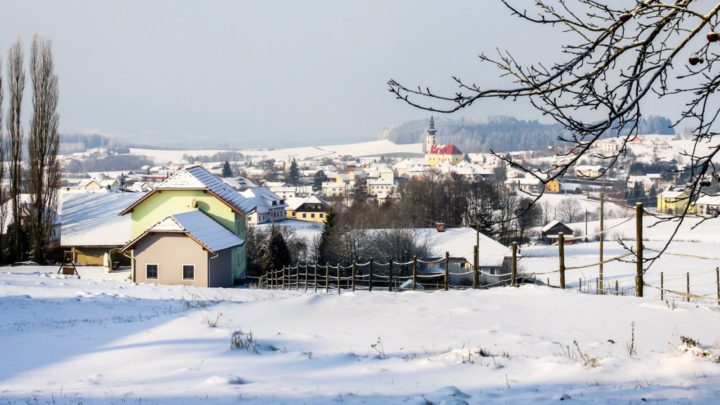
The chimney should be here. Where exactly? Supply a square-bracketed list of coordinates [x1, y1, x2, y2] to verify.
[435, 223, 446, 233]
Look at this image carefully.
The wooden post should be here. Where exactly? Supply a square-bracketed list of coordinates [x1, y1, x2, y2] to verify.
[558, 232, 566, 289]
[686, 272, 690, 303]
[314, 264, 318, 293]
[473, 245, 479, 289]
[325, 264, 330, 293]
[351, 261, 357, 292]
[615, 280, 619, 295]
[716, 267, 719, 306]
[337, 265, 341, 295]
[636, 203, 644, 297]
[579, 277, 582, 292]
[369, 259, 374, 292]
[599, 192, 604, 294]
[444, 251, 449, 291]
[295, 265, 300, 290]
[511, 242, 518, 287]
[660, 272, 664, 301]
[412, 256, 417, 291]
[282, 266, 286, 290]
[388, 258, 394, 292]
[304, 263, 308, 292]
[595, 277, 598, 294]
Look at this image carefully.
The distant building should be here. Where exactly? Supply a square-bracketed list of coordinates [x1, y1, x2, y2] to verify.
[541, 220, 576, 244]
[656, 190, 691, 215]
[285, 195, 332, 223]
[424, 117, 463, 166]
[240, 187, 286, 225]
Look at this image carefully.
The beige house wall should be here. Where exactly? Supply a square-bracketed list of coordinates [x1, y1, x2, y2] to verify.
[133, 233, 209, 287]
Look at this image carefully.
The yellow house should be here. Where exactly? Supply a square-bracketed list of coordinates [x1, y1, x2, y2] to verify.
[285, 195, 331, 223]
[120, 166, 251, 283]
[545, 180, 561, 193]
[656, 190, 692, 214]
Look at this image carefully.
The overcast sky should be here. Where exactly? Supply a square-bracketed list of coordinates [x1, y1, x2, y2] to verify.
[0, 1, 666, 148]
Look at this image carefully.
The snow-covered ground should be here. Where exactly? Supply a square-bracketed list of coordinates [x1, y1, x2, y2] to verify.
[1, 266, 720, 404]
[131, 140, 423, 164]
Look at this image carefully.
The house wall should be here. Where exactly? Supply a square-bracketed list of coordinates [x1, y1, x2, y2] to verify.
[72, 247, 129, 266]
[133, 233, 209, 287]
[129, 190, 247, 281]
[209, 248, 233, 287]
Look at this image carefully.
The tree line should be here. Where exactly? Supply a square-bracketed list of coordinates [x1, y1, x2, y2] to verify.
[0, 36, 60, 263]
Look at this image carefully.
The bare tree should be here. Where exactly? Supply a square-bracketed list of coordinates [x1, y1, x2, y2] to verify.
[6, 39, 24, 262]
[0, 53, 5, 262]
[389, 0, 720, 265]
[557, 198, 583, 223]
[28, 35, 60, 263]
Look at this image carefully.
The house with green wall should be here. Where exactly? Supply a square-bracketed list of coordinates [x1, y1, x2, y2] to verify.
[120, 166, 252, 284]
[656, 189, 693, 215]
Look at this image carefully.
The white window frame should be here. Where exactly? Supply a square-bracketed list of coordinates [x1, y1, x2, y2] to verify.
[146, 263, 159, 279]
[182, 264, 195, 280]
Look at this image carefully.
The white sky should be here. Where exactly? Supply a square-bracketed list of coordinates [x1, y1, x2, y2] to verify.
[0, 1, 677, 148]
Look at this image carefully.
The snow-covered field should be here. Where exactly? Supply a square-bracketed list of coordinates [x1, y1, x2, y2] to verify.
[1, 266, 720, 404]
[131, 140, 423, 164]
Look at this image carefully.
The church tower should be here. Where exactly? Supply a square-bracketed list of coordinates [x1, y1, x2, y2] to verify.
[425, 116, 437, 153]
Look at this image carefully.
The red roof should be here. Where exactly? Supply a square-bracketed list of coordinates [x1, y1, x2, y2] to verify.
[430, 144, 463, 155]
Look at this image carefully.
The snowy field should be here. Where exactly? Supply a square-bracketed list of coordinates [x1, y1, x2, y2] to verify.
[131, 140, 423, 164]
[1, 266, 720, 404]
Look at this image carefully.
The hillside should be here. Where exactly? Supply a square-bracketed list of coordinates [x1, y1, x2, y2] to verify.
[379, 115, 675, 153]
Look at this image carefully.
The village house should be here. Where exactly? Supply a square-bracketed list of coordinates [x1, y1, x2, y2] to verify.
[285, 195, 332, 223]
[695, 195, 720, 217]
[122, 210, 243, 288]
[58, 191, 143, 266]
[656, 189, 692, 215]
[120, 165, 251, 284]
[574, 165, 605, 179]
[541, 220, 576, 244]
[240, 187, 286, 225]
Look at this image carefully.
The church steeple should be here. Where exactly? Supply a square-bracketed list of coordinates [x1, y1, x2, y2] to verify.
[425, 116, 437, 153]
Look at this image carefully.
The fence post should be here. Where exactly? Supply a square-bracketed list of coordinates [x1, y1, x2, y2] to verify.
[412, 256, 417, 291]
[369, 259, 374, 292]
[595, 277, 598, 295]
[716, 267, 719, 306]
[559, 232, 566, 289]
[304, 263, 308, 292]
[686, 272, 690, 303]
[444, 251, 449, 291]
[579, 277, 582, 292]
[337, 265, 341, 295]
[636, 203, 644, 298]
[295, 265, 300, 290]
[473, 245, 479, 289]
[615, 280, 619, 295]
[388, 258, 394, 292]
[511, 242, 518, 287]
[660, 272, 664, 301]
[325, 264, 330, 293]
[314, 264, 318, 293]
[351, 261, 357, 292]
[282, 266, 287, 290]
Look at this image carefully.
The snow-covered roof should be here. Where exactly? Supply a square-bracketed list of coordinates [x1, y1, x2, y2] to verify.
[121, 165, 254, 215]
[696, 195, 720, 206]
[285, 195, 330, 211]
[239, 187, 286, 214]
[124, 210, 244, 253]
[410, 228, 510, 267]
[59, 192, 144, 247]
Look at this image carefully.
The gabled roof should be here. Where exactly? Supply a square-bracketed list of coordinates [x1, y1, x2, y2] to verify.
[122, 210, 244, 253]
[429, 144, 463, 155]
[541, 220, 573, 234]
[285, 195, 330, 211]
[59, 191, 143, 247]
[120, 166, 253, 215]
[240, 187, 286, 214]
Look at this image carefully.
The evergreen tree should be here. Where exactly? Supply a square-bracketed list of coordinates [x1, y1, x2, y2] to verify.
[288, 159, 300, 186]
[260, 228, 292, 275]
[317, 210, 336, 264]
[313, 170, 328, 191]
[221, 161, 232, 177]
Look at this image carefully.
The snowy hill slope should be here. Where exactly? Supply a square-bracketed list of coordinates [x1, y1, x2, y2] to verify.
[1, 267, 719, 403]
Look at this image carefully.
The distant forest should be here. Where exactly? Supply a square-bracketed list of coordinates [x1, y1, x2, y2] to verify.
[378, 115, 675, 153]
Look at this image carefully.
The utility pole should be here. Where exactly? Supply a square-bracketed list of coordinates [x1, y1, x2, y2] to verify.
[599, 192, 604, 294]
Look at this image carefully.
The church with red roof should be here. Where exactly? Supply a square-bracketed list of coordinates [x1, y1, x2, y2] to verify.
[424, 117, 464, 166]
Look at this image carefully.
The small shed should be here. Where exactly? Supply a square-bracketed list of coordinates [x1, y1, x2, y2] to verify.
[541, 220, 575, 244]
[122, 210, 244, 288]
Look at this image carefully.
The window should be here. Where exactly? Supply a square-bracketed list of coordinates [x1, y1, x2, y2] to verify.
[311, 213, 315, 218]
[146, 264, 158, 279]
[183, 265, 195, 280]
[302, 213, 307, 218]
